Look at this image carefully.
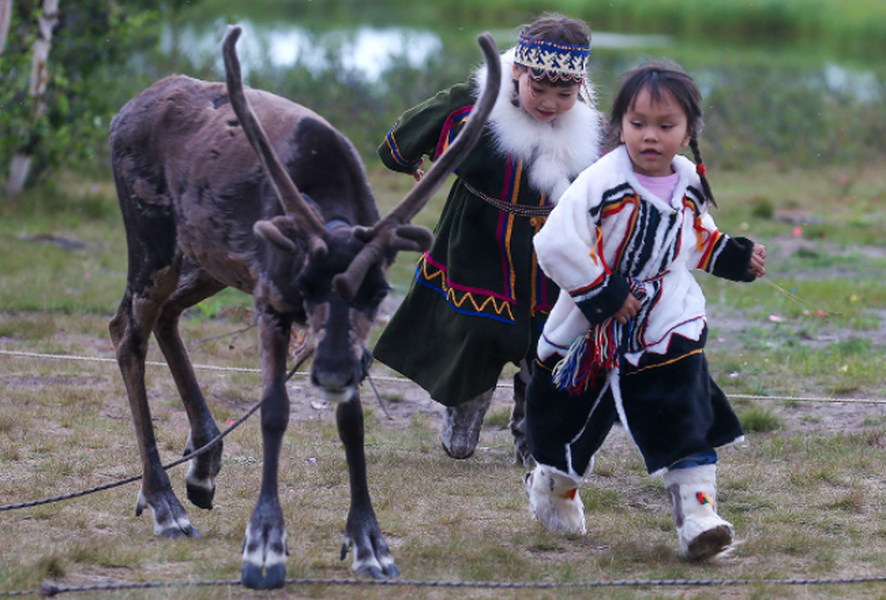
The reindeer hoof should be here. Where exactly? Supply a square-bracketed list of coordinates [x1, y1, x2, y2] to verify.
[353, 562, 399, 579]
[160, 524, 200, 539]
[186, 483, 215, 510]
[384, 563, 400, 578]
[241, 563, 286, 590]
[360, 565, 385, 579]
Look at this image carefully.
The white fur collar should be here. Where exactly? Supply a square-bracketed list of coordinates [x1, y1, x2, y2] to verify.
[473, 48, 602, 204]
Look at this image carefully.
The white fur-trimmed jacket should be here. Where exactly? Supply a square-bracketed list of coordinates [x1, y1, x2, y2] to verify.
[535, 145, 757, 364]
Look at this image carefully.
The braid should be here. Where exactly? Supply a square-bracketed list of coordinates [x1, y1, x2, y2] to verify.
[689, 136, 717, 208]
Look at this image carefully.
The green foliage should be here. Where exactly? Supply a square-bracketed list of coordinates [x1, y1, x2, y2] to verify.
[347, 0, 886, 53]
[700, 65, 886, 169]
[0, 0, 198, 189]
[247, 36, 469, 158]
[4, 0, 886, 188]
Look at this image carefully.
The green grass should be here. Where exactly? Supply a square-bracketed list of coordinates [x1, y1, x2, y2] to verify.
[3, 313, 886, 597]
[0, 176, 126, 314]
[2, 152, 886, 598]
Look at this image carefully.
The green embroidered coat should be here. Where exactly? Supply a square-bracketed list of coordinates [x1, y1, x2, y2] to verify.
[373, 51, 601, 406]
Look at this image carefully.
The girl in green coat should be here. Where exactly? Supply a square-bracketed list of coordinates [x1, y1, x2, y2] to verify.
[373, 14, 602, 462]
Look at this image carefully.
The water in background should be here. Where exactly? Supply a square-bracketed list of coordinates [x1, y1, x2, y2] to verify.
[166, 3, 883, 107]
[162, 1, 884, 166]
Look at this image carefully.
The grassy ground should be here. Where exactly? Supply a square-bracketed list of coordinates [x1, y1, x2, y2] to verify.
[2, 161, 886, 598]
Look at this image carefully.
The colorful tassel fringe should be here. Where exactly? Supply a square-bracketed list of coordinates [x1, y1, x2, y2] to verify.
[551, 279, 647, 395]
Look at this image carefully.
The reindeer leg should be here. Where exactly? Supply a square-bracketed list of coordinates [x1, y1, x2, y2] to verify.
[154, 263, 227, 510]
[337, 394, 399, 578]
[109, 264, 199, 539]
[241, 308, 290, 590]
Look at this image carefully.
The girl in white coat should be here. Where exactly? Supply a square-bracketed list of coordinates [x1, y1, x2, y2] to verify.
[524, 61, 766, 560]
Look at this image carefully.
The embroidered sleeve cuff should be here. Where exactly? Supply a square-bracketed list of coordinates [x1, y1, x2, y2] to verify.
[571, 274, 631, 325]
[711, 236, 756, 282]
[378, 124, 423, 174]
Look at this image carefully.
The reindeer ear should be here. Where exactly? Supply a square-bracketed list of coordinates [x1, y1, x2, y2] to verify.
[254, 220, 297, 252]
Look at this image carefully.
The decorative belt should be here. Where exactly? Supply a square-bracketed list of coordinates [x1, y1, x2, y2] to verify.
[464, 182, 553, 217]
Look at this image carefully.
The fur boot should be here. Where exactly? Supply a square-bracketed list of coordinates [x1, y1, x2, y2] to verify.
[663, 464, 734, 560]
[510, 362, 532, 466]
[440, 388, 494, 459]
[524, 465, 586, 535]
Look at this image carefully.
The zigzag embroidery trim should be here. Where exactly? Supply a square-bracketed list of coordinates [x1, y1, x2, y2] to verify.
[418, 255, 516, 322]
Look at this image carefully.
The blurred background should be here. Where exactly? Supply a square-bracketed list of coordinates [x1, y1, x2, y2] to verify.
[1, 0, 884, 313]
[2, 0, 885, 192]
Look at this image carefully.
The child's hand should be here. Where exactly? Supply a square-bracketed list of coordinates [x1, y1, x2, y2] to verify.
[749, 243, 766, 278]
[613, 293, 642, 324]
[411, 158, 425, 181]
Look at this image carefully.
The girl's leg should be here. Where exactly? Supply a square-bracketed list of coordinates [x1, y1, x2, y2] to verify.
[510, 360, 531, 466]
[440, 386, 495, 459]
[662, 462, 734, 560]
[524, 463, 587, 534]
[524, 356, 615, 535]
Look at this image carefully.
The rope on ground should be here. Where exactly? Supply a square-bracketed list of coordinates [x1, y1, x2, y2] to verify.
[3, 348, 886, 404]
[0, 397, 262, 512]
[2, 350, 886, 596]
[0, 349, 312, 513]
[2, 574, 884, 597]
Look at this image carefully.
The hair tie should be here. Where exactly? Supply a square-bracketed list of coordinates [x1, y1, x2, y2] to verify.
[696, 163, 706, 177]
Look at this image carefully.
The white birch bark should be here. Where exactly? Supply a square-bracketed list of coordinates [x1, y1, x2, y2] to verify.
[5, 0, 59, 195]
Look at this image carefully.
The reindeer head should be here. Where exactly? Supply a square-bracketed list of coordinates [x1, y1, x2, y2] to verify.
[224, 25, 500, 400]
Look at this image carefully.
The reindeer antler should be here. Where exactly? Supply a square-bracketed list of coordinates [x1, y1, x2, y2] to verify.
[333, 32, 502, 300]
[223, 25, 328, 258]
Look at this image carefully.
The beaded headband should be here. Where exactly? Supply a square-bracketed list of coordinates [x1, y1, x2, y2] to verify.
[514, 34, 590, 82]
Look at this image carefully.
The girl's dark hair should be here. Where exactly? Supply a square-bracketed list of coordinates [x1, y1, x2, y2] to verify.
[607, 61, 717, 206]
[512, 13, 591, 89]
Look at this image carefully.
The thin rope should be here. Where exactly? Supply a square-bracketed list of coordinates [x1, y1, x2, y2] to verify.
[0, 349, 313, 513]
[729, 393, 886, 405]
[0, 396, 262, 512]
[0, 349, 263, 373]
[3, 349, 886, 404]
[2, 353, 886, 595]
[366, 371, 394, 419]
[759, 276, 842, 320]
[7, 574, 886, 597]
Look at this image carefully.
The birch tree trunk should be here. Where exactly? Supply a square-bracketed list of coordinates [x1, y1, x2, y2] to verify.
[5, 0, 59, 195]
[0, 0, 12, 57]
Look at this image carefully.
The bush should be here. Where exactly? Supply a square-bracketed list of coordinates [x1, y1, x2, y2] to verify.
[0, 0, 197, 190]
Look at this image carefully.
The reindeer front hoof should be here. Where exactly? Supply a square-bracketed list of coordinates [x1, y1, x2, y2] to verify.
[186, 482, 215, 510]
[241, 518, 288, 590]
[160, 523, 201, 539]
[136, 488, 201, 539]
[340, 531, 399, 579]
[184, 434, 222, 510]
[241, 563, 286, 590]
[357, 565, 385, 579]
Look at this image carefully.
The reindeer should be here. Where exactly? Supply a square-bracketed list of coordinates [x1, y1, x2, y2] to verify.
[107, 25, 500, 589]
